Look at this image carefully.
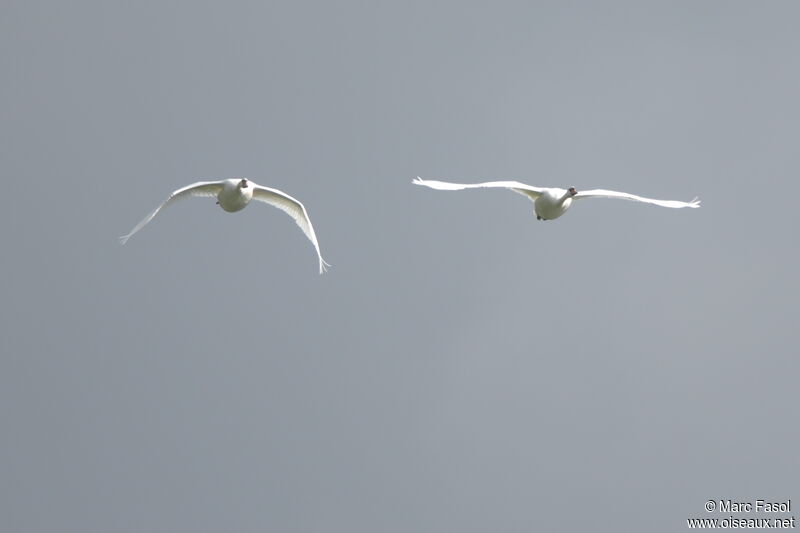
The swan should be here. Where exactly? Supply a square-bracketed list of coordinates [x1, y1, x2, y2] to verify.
[120, 178, 330, 274]
[413, 177, 700, 221]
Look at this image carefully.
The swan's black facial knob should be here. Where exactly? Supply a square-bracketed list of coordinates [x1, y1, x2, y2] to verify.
[568, 187, 578, 196]
[239, 179, 248, 188]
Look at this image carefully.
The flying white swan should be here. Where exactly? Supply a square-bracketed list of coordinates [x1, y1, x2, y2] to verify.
[120, 178, 330, 274]
[413, 177, 700, 221]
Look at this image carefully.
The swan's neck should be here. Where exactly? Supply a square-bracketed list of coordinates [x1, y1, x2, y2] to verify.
[558, 191, 573, 205]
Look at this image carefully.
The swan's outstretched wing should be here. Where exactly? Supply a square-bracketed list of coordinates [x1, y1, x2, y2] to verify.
[119, 181, 225, 244]
[251, 184, 330, 274]
[574, 189, 701, 209]
[413, 177, 546, 200]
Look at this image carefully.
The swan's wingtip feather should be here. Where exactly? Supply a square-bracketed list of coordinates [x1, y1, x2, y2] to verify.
[412, 176, 424, 185]
[118, 235, 130, 245]
[319, 258, 332, 275]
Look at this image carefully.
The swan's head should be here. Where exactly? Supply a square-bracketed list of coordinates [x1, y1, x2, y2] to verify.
[568, 187, 578, 196]
[239, 178, 249, 189]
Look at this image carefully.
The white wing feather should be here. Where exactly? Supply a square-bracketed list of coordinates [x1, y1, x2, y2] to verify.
[119, 181, 224, 244]
[412, 177, 546, 201]
[251, 185, 330, 274]
[575, 189, 701, 209]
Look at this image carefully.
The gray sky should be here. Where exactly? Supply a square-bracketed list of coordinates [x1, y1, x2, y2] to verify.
[1, 1, 798, 531]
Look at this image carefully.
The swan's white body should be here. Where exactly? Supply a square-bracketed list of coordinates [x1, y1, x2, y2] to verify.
[120, 179, 330, 274]
[413, 177, 700, 221]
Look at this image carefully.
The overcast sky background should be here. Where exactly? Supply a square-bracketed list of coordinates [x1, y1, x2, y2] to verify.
[1, 1, 798, 532]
